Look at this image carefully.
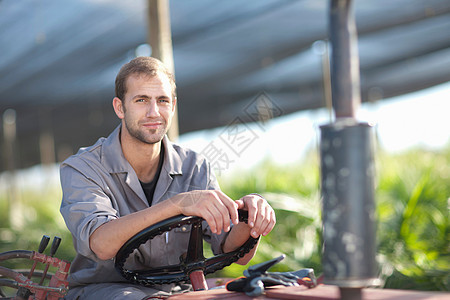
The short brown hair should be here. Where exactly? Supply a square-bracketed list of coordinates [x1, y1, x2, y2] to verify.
[115, 56, 176, 100]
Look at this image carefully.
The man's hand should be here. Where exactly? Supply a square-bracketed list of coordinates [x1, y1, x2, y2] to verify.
[222, 194, 276, 265]
[91, 189, 239, 260]
[170, 190, 240, 235]
[90, 190, 274, 262]
[235, 194, 276, 238]
[170, 191, 275, 239]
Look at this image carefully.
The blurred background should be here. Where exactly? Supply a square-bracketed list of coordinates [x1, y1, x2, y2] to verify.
[0, 0, 449, 291]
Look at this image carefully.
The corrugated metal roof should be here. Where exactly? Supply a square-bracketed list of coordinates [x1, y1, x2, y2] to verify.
[0, 0, 449, 169]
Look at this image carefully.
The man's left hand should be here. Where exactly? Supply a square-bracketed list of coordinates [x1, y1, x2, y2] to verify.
[235, 194, 276, 238]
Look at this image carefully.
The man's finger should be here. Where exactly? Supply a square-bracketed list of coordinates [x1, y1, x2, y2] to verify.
[234, 199, 244, 210]
[261, 206, 276, 236]
[217, 191, 239, 226]
[245, 197, 258, 229]
[252, 201, 267, 236]
[202, 209, 218, 234]
[207, 202, 228, 234]
[215, 199, 233, 233]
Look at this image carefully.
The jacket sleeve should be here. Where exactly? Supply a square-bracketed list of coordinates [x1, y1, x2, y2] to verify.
[59, 159, 118, 260]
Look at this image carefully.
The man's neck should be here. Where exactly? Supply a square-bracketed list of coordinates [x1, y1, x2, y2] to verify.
[120, 129, 162, 183]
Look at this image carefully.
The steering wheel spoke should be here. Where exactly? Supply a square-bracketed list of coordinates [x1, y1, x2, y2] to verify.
[184, 221, 205, 264]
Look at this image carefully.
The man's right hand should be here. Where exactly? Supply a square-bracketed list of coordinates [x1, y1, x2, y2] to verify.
[90, 190, 239, 260]
[170, 190, 240, 235]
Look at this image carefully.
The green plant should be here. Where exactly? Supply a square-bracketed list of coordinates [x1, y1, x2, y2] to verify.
[0, 145, 448, 291]
[216, 154, 323, 278]
[0, 185, 74, 269]
[216, 146, 449, 291]
[376, 147, 449, 290]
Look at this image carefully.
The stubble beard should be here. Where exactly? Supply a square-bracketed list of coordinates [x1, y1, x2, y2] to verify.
[124, 118, 169, 145]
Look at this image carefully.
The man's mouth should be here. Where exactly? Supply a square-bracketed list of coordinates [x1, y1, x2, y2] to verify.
[142, 121, 163, 129]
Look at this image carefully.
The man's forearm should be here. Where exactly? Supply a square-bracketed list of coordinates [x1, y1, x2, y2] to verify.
[89, 190, 238, 260]
[89, 200, 179, 260]
[222, 223, 259, 265]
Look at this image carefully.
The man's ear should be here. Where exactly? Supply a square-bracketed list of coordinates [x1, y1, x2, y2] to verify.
[172, 97, 177, 113]
[113, 97, 125, 119]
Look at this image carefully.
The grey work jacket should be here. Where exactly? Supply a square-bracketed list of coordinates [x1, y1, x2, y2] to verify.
[60, 125, 228, 288]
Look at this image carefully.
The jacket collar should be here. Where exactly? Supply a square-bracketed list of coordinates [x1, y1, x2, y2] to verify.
[101, 124, 183, 177]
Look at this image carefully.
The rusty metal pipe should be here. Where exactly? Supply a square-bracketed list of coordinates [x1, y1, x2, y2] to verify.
[329, 0, 361, 119]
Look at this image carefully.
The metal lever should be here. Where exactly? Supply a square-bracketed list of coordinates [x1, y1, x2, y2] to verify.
[38, 236, 61, 285]
[28, 235, 50, 279]
[17, 235, 50, 299]
[38, 235, 51, 254]
[49, 236, 61, 257]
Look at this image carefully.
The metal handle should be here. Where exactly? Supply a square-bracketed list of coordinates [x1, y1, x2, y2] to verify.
[50, 237, 61, 257]
[38, 235, 50, 254]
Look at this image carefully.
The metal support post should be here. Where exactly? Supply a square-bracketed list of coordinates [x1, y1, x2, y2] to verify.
[329, 0, 361, 119]
[320, 1, 380, 298]
[148, 0, 179, 140]
[320, 121, 379, 288]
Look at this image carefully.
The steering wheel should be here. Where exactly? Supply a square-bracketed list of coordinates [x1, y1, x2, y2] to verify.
[115, 210, 259, 287]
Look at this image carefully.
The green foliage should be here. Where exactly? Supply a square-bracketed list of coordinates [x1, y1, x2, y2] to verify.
[0, 146, 448, 291]
[216, 146, 449, 291]
[216, 153, 323, 278]
[376, 147, 449, 290]
[0, 185, 74, 270]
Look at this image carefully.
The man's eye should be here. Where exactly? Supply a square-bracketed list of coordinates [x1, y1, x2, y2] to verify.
[159, 99, 170, 103]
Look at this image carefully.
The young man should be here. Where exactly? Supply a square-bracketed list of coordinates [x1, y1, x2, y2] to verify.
[60, 57, 276, 299]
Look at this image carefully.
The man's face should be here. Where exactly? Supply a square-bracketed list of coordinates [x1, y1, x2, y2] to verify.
[114, 73, 176, 145]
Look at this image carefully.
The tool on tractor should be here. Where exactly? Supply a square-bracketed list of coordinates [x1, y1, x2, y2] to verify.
[226, 255, 317, 297]
[0, 235, 70, 300]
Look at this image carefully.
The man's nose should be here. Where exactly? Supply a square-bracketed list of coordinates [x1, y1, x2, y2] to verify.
[147, 100, 160, 117]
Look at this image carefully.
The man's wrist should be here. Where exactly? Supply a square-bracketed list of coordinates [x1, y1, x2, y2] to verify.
[222, 223, 252, 253]
[249, 193, 265, 200]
